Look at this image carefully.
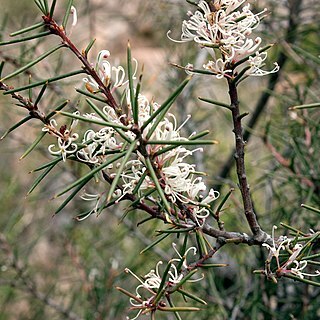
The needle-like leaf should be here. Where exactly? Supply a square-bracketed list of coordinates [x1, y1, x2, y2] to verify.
[54, 176, 91, 215]
[145, 157, 171, 218]
[198, 96, 231, 110]
[1, 115, 33, 140]
[20, 131, 47, 160]
[141, 76, 191, 138]
[3, 70, 84, 94]
[62, 0, 74, 29]
[10, 22, 44, 37]
[57, 110, 130, 131]
[55, 152, 125, 198]
[49, 0, 57, 17]
[1, 44, 64, 81]
[146, 139, 218, 146]
[127, 42, 137, 123]
[106, 140, 137, 202]
[0, 31, 51, 46]
[27, 162, 56, 195]
[140, 233, 170, 255]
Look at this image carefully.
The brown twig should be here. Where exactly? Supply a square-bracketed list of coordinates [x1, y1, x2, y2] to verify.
[227, 78, 269, 243]
[42, 15, 122, 119]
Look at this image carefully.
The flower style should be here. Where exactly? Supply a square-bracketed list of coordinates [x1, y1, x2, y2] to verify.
[42, 113, 79, 162]
[170, 0, 279, 79]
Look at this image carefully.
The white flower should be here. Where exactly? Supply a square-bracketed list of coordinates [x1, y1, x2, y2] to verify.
[170, 0, 278, 78]
[42, 114, 79, 162]
[262, 225, 291, 269]
[290, 260, 320, 279]
[204, 58, 232, 78]
[83, 50, 135, 92]
[247, 51, 280, 76]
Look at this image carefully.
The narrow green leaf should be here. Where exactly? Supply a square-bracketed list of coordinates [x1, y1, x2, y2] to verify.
[10, 22, 44, 37]
[145, 157, 171, 217]
[186, 0, 198, 6]
[154, 261, 173, 305]
[214, 188, 234, 215]
[43, 0, 49, 14]
[302, 252, 320, 261]
[54, 176, 91, 214]
[55, 152, 125, 198]
[301, 204, 320, 215]
[129, 188, 156, 209]
[0, 31, 51, 46]
[289, 102, 320, 110]
[197, 263, 227, 268]
[34, 82, 48, 107]
[177, 289, 207, 305]
[62, 0, 74, 29]
[1, 44, 64, 81]
[196, 230, 208, 255]
[159, 306, 201, 312]
[86, 99, 131, 142]
[131, 171, 148, 195]
[154, 130, 211, 157]
[28, 76, 32, 101]
[0, 61, 5, 78]
[283, 273, 320, 287]
[34, 0, 46, 13]
[298, 233, 320, 258]
[20, 131, 47, 160]
[171, 269, 199, 292]
[57, 110, 129, 131]
[189, 130, 210, 140]
[49, 0, 57, 17]
[146, 139, 218, 146]
[167, 298, 182, 320]
[134, 72, 143, 123]
[27, 162, 56, 195]
[198, 97, 231, 110]
[106, 140, 137, 202]
[157, 227, 194, 234]
[127, 42, 137, 123]
[45, 100, 69, 120]
[116, 286, 144, 303]
[174, 234, 189, 272]
[1, 115, 33, 140]
[140, 233, 170, 254]
[141, 76, 191, 138]
[280, 222, 306, 236]
[233, 65, 251, 85]
[76, 88, 107, 103]
[84, 38, 96, 57]
[292, 44, 320, 65]
[3, 70, 84, 94]
[31, 156, 62, 172]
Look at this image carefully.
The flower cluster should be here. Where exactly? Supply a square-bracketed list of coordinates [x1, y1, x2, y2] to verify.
[262, 226, 320, 280]
[124, 244, 200, 320]
[44, 50, 219, 223]
[169, 0, 279, 78]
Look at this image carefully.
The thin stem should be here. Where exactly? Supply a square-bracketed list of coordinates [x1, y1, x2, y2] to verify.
[227, 78, 264, 239]
[42, 15, 122, 118]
